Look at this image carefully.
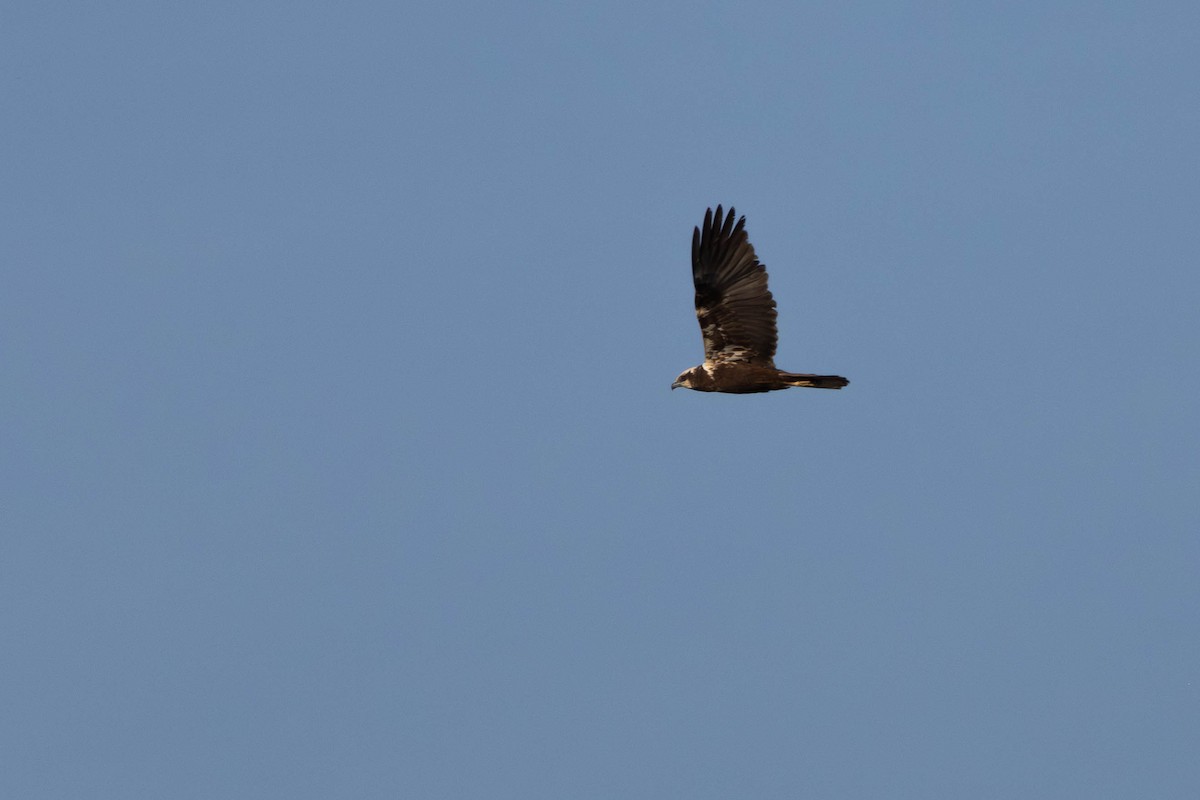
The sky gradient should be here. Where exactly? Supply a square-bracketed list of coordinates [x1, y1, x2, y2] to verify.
[4, 2, 1199, 797]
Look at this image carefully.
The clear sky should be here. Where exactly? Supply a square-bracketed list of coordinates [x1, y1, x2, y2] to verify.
[3, 2, 1198, 798]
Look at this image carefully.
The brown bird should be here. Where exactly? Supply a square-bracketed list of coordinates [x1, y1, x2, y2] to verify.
[672, 206, 849, 393]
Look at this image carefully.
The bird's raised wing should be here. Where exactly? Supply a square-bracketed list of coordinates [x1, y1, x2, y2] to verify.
[692, 205, 778, 367]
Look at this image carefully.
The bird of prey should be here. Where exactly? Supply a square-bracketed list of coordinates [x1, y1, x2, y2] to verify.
[672, 205, 849, 393]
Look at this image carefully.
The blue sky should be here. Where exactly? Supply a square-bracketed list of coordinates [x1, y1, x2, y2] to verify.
[3, 2, 1199, 797]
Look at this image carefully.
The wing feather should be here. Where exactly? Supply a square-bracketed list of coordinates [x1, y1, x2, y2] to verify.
[691, 205, 778, 366]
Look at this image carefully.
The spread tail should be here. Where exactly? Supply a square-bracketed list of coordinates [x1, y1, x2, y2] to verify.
[782, 372, 849, 390]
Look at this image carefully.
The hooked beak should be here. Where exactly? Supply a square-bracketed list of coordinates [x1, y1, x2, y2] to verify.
[670, 381, 681, 390]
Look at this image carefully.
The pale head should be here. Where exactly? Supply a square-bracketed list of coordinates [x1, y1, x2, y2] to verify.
[670, 366, 709, 391]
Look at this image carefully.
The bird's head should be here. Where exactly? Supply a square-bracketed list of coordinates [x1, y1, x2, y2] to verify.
[671, 367, 700, 391]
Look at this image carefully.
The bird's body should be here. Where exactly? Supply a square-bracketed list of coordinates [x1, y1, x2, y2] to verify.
[672, 206, 848, 394]
[673, 363, 848, 394]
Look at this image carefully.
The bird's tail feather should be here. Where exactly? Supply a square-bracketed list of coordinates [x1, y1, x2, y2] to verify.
[782, 372, 849, 390]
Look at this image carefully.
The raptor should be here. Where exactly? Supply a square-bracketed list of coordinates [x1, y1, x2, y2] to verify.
[672, 206, 849, 393]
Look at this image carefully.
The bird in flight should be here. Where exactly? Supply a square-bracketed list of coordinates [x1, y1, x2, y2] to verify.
[672, 205, 849, 393]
